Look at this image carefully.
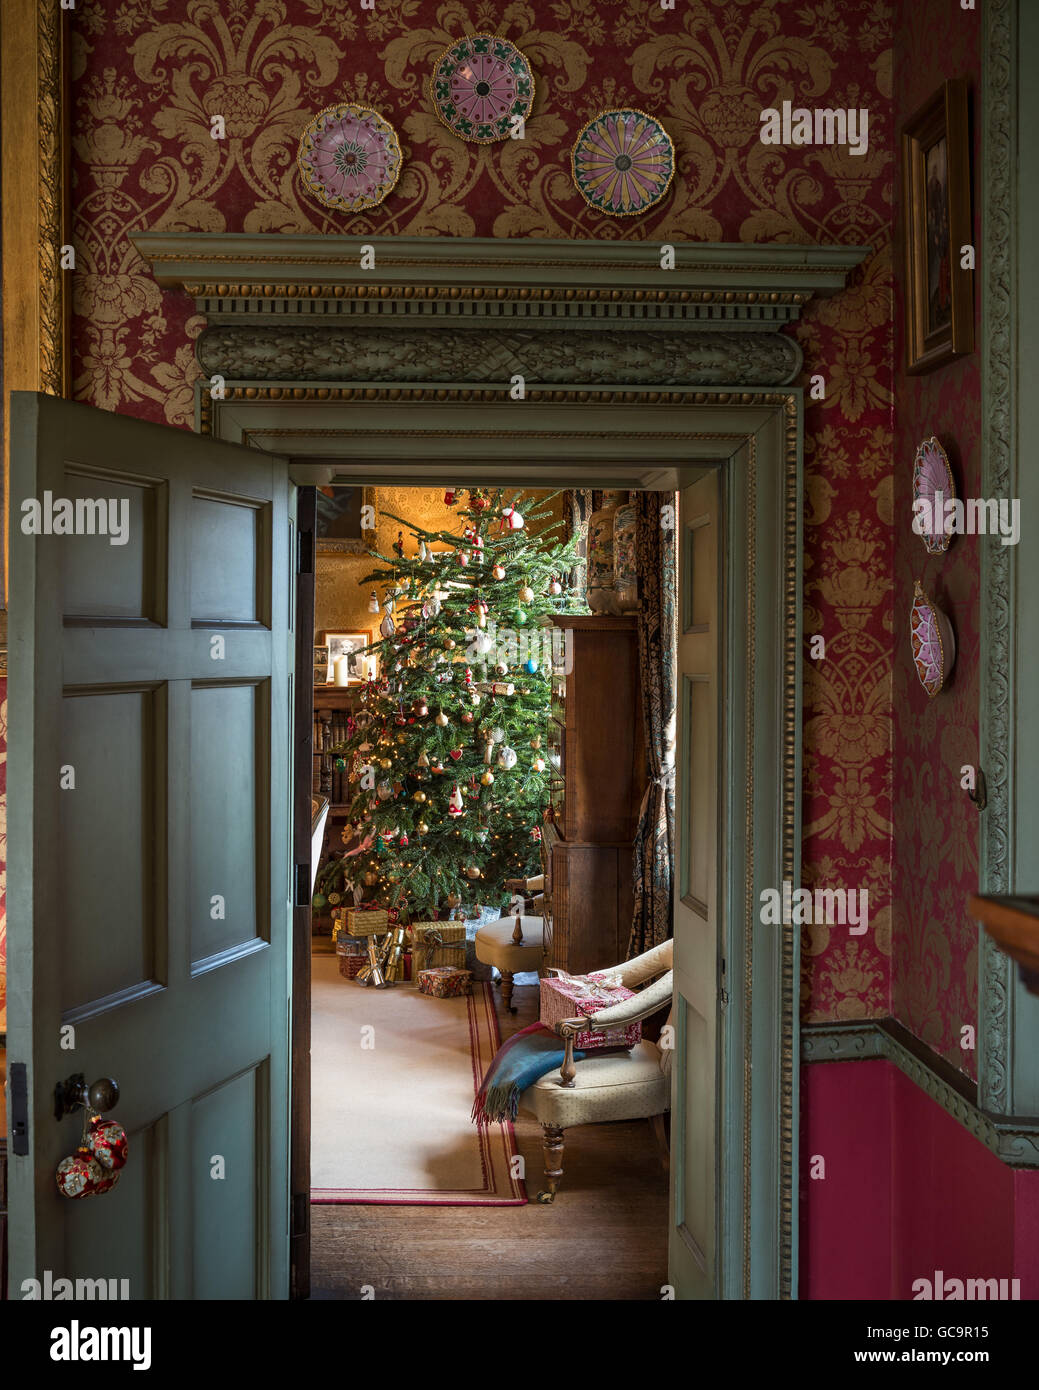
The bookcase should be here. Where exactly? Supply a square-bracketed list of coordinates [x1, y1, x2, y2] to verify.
[313, 686, 362, 818]
[543, 615, 647, 975]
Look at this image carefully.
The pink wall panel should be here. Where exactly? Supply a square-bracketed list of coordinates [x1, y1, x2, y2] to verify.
[800, 1061, 893, 1300]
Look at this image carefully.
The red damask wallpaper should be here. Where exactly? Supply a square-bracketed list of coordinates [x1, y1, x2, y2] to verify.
[891, 0, 981, 1077]
[67, 0, 897, 1023]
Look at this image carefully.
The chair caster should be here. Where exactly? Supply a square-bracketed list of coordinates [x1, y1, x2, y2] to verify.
[536, 1190, 556, 1204]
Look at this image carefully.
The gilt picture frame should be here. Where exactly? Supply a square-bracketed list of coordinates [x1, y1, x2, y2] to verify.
[901, 77, 974, 374]
[315, 485, 378, 555]
[323, 631, 375, 684]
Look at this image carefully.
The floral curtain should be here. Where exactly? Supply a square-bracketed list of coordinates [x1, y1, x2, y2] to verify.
[628, 491, 678, 957]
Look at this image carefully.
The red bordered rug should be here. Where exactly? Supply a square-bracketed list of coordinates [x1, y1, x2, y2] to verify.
[310, 954, 526, 1206]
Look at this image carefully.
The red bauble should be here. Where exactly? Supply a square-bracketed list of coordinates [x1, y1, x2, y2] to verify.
[87, 1116, 129, 1172]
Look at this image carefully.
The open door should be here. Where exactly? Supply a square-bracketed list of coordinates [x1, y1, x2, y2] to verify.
[669, 467, 723, 1298]
[7, 392, 296, 1299]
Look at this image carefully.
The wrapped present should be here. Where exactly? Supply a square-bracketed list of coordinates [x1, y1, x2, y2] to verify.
[407, 922, 467, 978]
[539, 973, 641, 1051]
[418, 966, 472, 998]
[343, 905, 389, 936]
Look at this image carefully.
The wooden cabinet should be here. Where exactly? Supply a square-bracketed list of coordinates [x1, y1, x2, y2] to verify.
[543, 616, 646, 975]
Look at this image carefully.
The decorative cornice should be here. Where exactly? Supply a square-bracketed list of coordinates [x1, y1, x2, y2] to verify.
[979, 0, 1016, 1113]
[802, 1020, 1039, 1167]
[196, 324, 803, 388]
[131, 233, 870, 302]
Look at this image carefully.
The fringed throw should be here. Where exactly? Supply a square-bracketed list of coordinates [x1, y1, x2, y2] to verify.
[472, 1022, 585, 1126]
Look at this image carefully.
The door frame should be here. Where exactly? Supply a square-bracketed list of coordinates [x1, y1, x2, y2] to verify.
[260, 390, 801, 1299]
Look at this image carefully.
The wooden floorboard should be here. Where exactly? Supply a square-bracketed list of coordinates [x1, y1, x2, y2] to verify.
[310, 975, 669, 1301]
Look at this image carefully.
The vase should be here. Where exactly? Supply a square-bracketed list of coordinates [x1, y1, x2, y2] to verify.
[612, 498, 639, 613]
[586, 490, 627, 614]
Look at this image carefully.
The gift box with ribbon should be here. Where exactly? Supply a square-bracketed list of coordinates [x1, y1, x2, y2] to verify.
[417, 966, 472, 998]
[539, 973, 641, 1051]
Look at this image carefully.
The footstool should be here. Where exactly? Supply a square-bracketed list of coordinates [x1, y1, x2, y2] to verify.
[474, 914, 546, 1012]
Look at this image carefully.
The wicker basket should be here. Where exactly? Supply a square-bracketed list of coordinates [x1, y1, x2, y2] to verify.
[336, 943, 366, 979]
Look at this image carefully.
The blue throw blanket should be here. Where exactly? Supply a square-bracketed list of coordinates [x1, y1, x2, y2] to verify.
[472, 1023, 585, 1125]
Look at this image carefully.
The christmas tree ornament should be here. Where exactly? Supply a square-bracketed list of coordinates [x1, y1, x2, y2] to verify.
[465, 865, 482, 880]
[503, 506, 525, 530]
[87, 1117, 128, 1173]
[483, 737, 495, 765]
[514, 609, 528, 625]
[413, 698, 429, 717]
[461, 710, 474, 724]
[481, 770, 495, 785]
[394, 530, 405, 558]
[444, 489, 456, 505]
[399, 833, 409, 847]
[379, 757, 392, 770]
[491, 726, 506, 742]
[413, 790, 427, 802]
[475, 631, 494, 655]
[380, 613, 396, 638]
[417, 749, 430, 767]
[396, 731, 408, 743]
[377, 780, 393, 799]
[417, 821, 429, 834]
[491, 681, 515, 696]
[519, 582, 534, 604]
[524, 656, 539, 674]
[449, 747, 463, 760]
[498, 745, 518, 770]
[469, 489, 489, 511]
[368, 589, 380, 613]
[456, 549, 470, 566]
[533, 756, 546, 772]
[447, 892, 461, 908]
[56, 1149, 106, 1200]
[492, 564, 506, 580]
[448, 785, 465, 816]
[470, 689, 482, 705]
[531, 735, 542, 749]
[313, 892, 328, 909]
[364, 870, 378, 886]
[494, 663, 508, 676]
[436, 710, 449, 726]
[419, 541, 428, 561]
[549, 576, 563, 595]
[432, 759, 445, 774]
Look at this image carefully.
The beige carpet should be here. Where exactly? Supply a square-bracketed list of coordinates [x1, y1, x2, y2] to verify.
[310, 954, 526, 1205]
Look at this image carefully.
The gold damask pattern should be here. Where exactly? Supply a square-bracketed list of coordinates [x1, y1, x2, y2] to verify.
[69, 0, 895, 1022]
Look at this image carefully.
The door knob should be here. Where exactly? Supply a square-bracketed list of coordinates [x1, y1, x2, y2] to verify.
[54, 1072, 120, 1121]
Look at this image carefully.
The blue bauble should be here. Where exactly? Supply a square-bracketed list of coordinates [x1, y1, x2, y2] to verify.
[524, 656, 538, 674]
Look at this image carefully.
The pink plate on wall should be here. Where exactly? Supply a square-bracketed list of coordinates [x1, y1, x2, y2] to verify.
[910, 580, 955, 698]
[912, 435, 956, 555]
[297, 103, 402, 213]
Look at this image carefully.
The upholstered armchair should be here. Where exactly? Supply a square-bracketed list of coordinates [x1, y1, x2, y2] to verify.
[519, 939, 673, 1203]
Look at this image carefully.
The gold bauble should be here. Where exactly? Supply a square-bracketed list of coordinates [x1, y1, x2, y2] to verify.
[435, 712, 449, 727]
[531, 735, 542, 749]
[481, 770, 495, 785]
[443, 638, 456, 650]
[379, 758, 392, 770]
[396, 732, 407, 744]
[465, 865, 482, 880]
[446, 892, 461, 908]
[417, 821, 429, 834]
[413, 791, 427, 802]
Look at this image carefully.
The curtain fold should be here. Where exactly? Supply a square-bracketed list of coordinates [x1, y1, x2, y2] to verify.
[628, 491, 678, 957]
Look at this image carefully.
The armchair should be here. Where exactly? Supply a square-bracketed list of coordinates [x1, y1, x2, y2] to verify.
[519, 939, 674, 1203]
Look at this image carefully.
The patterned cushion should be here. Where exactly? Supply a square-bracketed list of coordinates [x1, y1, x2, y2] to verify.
[519, 1040, 670, 1127]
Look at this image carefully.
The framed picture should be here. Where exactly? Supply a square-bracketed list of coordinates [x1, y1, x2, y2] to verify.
[314, 643, 330, 685]
[323, 631, 375, 684]
[315, 485, 377, 554]
[901, 77, 973, 374]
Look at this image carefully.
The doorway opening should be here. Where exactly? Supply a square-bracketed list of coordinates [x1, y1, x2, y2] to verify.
[301, 482, 682, 1300]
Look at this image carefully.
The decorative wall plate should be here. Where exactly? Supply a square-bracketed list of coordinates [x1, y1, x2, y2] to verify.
[297, 103, 402, 212]
[910, 580, 956, 698]
[572, 109, 675, 217]
[912, 435, 955, 554]
[430, 34, 534, 143]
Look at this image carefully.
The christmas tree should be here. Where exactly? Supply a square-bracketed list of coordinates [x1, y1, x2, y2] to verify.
[331, 487, 581, 920]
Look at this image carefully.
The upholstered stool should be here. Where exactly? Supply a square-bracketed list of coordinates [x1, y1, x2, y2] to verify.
[474, 913, 545, 1012]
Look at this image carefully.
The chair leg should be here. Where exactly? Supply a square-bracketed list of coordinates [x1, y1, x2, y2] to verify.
[500, 969, 516, 1013]
[649, 1112, 670, 1174]
[537, 1123, 565, 1204]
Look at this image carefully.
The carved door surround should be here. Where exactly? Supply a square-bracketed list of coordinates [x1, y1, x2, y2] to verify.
[133, 232, 867, 1299]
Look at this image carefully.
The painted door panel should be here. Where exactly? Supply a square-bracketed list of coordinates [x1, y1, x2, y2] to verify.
[7, 392, 294, 1300]
[669, 468, 722, 1299]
